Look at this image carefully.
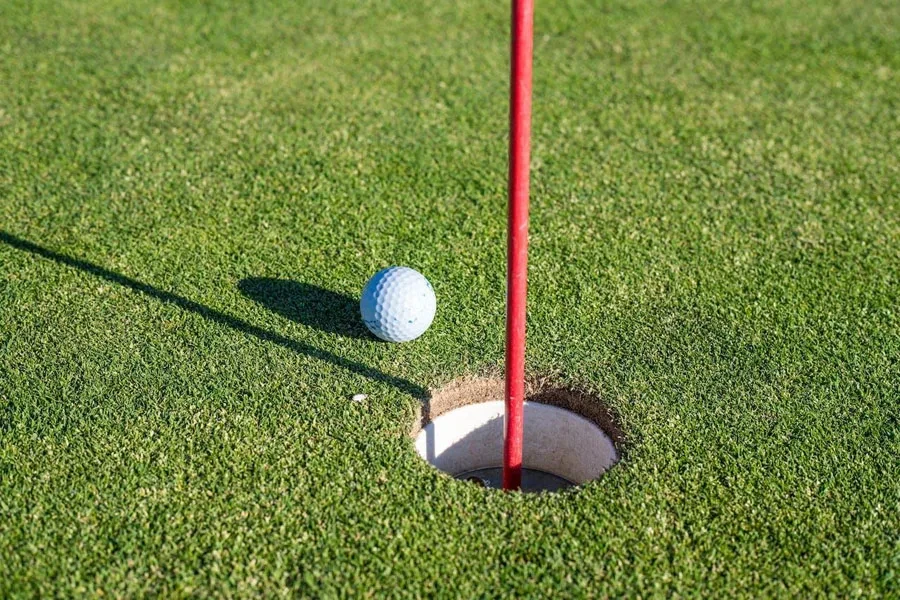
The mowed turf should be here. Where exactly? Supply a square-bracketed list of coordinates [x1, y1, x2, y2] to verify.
[1, 0, 898, 596]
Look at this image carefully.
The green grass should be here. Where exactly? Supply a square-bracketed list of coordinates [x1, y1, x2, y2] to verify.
[1, 0, 898, 596]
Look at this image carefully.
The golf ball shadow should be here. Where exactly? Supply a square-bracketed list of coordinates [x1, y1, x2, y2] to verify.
[238, 278, 370, 339]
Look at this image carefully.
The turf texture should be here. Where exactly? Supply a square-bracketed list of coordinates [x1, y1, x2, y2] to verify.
[1, 0, 898, 596]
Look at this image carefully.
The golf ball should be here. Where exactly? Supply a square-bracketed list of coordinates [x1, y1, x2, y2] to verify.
[360, 266, 436, 342]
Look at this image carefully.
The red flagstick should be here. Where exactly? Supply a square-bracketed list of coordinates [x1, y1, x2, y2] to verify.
[503, 0, 534, 491]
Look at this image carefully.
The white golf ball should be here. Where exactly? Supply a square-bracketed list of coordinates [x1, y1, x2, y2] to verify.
[360, 266, 436, 342]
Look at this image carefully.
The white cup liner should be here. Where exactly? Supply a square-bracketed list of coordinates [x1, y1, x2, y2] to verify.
[414, 399, 619, 486]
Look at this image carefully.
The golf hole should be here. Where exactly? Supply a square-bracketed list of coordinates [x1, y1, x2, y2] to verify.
[412, 378, 622, 493]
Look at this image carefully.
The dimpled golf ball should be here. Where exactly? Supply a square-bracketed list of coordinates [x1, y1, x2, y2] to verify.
[360, 266, 436, 342]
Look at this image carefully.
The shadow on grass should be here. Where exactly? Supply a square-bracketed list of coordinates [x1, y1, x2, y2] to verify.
[238, 278, 369, 339]
[0, 231, 425, 398]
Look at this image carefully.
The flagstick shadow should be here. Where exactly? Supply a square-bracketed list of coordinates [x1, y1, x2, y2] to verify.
[0, 231, 425, 398]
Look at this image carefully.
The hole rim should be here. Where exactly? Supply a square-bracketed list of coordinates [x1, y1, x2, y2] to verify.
[411, 375, 626, 492]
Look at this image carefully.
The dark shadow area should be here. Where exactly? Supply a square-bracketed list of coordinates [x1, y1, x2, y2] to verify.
[0, 231, 425, 398]
[238, 278, 368, 339]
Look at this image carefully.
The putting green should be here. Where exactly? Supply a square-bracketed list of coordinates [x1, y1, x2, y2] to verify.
[1, 0, 898, 596]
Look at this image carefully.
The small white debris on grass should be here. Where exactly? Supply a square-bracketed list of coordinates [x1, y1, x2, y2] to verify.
[351, 394, 368, 402]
